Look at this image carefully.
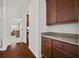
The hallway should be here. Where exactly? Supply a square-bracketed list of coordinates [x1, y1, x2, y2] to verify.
[0, 42, 35, 58]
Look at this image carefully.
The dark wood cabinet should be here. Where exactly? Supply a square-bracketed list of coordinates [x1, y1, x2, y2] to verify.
[46, 0, 57, 25]
[42, 44, 52, 58]
[63, 42, 78, 56]
[53, 40, 78, 58]
[42, 36, 78, 58]
[53, 46, 75, 58]
[46, 0, 78, 25]
[42, 37, 52, 58]
[58, 0, 78, 23]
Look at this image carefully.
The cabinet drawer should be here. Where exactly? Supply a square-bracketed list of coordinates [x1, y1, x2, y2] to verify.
[64, 43, 78, 56]
[53, 47, 76, 58]
[53, 40, 64, 49]
[53, 40, 78, 57]
[42, 37, 52, 45]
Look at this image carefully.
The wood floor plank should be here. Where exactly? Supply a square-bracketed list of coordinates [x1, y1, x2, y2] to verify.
[0, 42, 35, 58]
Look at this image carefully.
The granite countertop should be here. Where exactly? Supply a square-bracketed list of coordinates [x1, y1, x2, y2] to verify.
[42, 32, 79, 46]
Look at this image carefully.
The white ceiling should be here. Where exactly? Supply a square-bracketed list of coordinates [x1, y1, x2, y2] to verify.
[7, 0, 31, 8]
[6, 0, 31, 18]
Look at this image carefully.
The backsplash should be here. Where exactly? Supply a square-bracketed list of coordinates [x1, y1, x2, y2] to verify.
[47, 23, 78, 34]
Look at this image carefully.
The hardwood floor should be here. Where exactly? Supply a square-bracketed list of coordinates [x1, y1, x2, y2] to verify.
[0, 42, 35, 58]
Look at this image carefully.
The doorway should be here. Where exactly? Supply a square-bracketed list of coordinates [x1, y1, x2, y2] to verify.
[26, 14, 29, 46]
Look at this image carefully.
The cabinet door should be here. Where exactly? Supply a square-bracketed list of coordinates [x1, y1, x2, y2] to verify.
[53, 47, 76, 58]
[42, 37, 52, 58]
[58, 0, 78, 23]
[46, 0, 57, 25]
[42, 43, 52, 58]
[53, 40, 78, 58]
[64, 43, 78, 57]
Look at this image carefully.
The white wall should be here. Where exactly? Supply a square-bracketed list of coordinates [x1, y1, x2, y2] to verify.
[0, 20, 1, 40]
[29, 0, 41, 57]
[40, 0, 49, 32]
[2, 0, 8, 50]
[0, 0, 2, 19]
[0, 4, 2, 48]
[0, 20, 2, 48]
[0, 7, 2, 19]
[40, 0, 78, 35]
[48, 23, 78, 34]
[0, 1, 2, 42]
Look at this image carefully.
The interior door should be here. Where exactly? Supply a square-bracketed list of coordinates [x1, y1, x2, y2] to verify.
[26, 15, 29, 46]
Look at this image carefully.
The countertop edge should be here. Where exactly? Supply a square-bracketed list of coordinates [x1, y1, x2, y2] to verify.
[42, 35, 79, 46]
